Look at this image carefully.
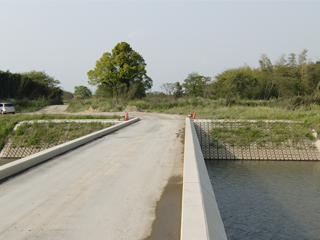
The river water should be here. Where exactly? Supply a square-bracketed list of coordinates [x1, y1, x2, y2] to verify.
[206, 160, 320, 240]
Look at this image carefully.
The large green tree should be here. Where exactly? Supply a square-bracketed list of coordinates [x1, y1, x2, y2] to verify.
[214, 67, 259, 99]
[182, 72, 211, 97]
[87, 42, 152, 99]
[74, 85, 92, 99]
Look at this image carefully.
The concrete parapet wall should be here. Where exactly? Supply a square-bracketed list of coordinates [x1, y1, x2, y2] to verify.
[0, 118, 140, 181]
[181, 118, 227, 240]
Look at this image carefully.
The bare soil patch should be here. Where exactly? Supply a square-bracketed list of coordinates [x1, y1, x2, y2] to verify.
[124, 106, 141, 112]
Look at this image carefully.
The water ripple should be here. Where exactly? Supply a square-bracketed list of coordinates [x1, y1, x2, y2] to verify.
[206, 160, 320, 240]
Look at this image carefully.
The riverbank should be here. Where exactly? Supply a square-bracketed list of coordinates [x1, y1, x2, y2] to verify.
[0, 120, 119, 159]
[194, 119, 320, 161]
[0, 113, 121, 153]
[65, 98, 320, 135]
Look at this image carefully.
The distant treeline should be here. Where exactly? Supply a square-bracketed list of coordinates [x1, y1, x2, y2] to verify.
[159, 50, 320, 101]
[212, 52, 320, 100]
[0, 70, 63, 104]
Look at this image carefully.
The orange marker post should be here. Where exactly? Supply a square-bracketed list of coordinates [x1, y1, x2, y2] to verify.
[124, 112, 129, 121]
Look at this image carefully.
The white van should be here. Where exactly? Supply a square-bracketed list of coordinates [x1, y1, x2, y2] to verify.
[0, 103, 15, 114]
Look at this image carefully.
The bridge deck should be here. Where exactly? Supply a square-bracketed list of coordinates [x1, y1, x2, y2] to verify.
[0, 119, 184, 239]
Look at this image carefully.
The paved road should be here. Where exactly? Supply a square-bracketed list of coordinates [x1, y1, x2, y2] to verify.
[0, 119, 184, 240]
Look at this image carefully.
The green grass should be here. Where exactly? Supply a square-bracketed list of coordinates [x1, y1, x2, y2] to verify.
[0, 114, 120, 151]
[10, 121, 113, 149]
[66, 97, 269, 113]
[65, 97, 320, 135]
[210, 121, 316, 149]
[67, 98, 124, 112]
[1, 97, 319, 155]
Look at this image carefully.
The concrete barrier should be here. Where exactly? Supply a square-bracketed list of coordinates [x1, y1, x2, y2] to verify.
[0, 118, 140, 181]
[181, 118, 227, 240]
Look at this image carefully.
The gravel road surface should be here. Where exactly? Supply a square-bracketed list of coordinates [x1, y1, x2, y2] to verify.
[0, 119, 184, 239]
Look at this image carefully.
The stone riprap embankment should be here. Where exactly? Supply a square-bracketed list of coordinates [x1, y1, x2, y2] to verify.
[194, 119, 320, 161]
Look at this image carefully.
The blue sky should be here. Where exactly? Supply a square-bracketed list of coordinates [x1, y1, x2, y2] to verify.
[1, 1, 320, 93]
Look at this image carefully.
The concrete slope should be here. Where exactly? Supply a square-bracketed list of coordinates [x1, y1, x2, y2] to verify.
[0, 119, 184, 240]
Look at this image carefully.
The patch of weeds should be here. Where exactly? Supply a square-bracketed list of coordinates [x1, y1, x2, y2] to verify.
[9, 121, 113, 149]
[0, 114, 120, 152]
[210, 121, 315, 149]
[14, 122, 29, 136]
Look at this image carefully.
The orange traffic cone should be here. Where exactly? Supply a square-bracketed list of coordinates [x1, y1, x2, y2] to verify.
[124, 112, 129, 121]
[192, 111, 196, 119]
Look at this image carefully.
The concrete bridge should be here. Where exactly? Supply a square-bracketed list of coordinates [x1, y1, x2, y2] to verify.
[0, 116, 227, 240]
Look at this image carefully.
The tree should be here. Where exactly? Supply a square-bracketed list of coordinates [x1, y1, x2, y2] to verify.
[74, 85, 92, 99]
[21, 70, 60, 88]
[87, 42, 152, 99]
[286, 53, 300, 79]
[94, 84, 110, 98]
[63, 91, 74, 100]
[298, 49, 308, 66]
[160, 83, 175, 95]
[298, 49, 308, 84]
[173, 82, 183, 98]
[259, 54, 273, 72]
[287, 53, 297, 67]
[0, 70, 63, 103]
[214, 67, 260, 99]
[274, 54, 289, 77]
[160, 82, 183, 98]
[230, 72, 258, 99]
[182, 72, 211, 97]
[304, 61, 320, 94]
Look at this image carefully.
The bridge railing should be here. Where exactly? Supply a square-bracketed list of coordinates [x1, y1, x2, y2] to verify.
[181, 117, 227, 240]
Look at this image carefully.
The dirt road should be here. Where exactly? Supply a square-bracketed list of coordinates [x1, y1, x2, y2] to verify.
[34, 104, 69, 114]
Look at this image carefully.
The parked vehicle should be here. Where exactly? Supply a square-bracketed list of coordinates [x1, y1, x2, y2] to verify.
[0, 103, 15, 114]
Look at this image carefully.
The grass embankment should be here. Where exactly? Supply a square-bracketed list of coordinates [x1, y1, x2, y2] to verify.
[10, 121, 113, 149]
[66, 97, 320, 150]
[67, 97, 320, 132]
[0, 114, 120, 151]
[65, 98, 270, 113]
[210, 121, 315, 149]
